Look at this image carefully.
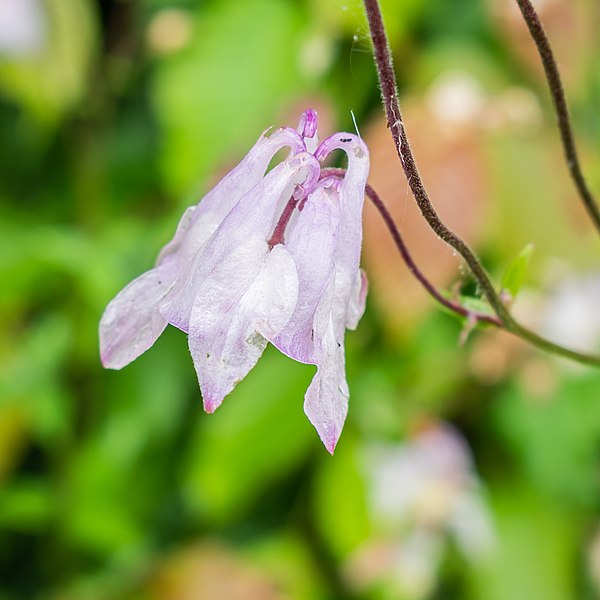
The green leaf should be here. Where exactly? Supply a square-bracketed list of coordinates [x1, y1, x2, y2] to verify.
[438, 290, 495, 324]
[458, 295, 495, 316]
[152, 0, 306, 195]
[501, 243, 534, 299]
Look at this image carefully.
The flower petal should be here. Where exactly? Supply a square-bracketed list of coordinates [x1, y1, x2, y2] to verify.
[189, 243, 299, 413]
[304, 289, 349, 454]
[160, 152, 320, 332]
[99, 129, 307, 371]
[99, 258, 177, 369]
[297, 135, 369, 452]
[157, 127, 306, 267]
[315, 134, 369, 322]
[272, 179, 340, 364]
[346, 268, 368, 330]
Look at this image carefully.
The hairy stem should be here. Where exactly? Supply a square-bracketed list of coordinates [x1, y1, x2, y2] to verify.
[514, 0, 600, 234]
[361, 0, 600, 367]
[362, 0, 511, 322]
[322, 168, 501, 326]
[366, 184, 503, 326]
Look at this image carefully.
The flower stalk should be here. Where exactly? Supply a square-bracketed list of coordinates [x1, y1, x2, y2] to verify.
[361, 0, 600, 367]
[322, 167, 502, 327]
[361, 0, 509, 322]
[514, 0, 600, 235]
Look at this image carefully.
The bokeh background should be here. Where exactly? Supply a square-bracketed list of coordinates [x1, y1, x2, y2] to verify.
[1, 0, 600, 598]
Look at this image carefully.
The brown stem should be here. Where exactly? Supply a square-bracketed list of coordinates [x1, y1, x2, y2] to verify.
[321, 168, 501, 326]
[366, 180, 600, 364]
[365, 185, 502, 326]
[514, 0, 600, 234]
[361, 0, 600, 366]
[362, 0, 512, 324]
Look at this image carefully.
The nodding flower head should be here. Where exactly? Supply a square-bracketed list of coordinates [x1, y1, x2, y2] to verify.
[99, 109, 369, 453]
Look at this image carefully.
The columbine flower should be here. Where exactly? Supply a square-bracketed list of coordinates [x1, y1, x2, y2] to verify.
[100, 109, 369, 452]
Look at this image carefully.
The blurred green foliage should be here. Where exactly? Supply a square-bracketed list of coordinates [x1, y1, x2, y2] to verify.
[1, 0, 599, 598]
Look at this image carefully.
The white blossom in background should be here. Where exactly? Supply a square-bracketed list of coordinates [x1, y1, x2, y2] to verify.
[540, 273, 600, 353]
[0, 0, 46, 56]
[426, 70, 486, 126]
[346, 423, 495, 598]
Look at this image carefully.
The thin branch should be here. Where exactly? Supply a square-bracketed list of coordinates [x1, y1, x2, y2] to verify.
[322, 168, 501, 326]
[514, 0, 600, 234]
[508, 322, 600, 366]
[362, 0, 512, 323]
[367, 184, 504, 326]
[361, 0, 600, 367]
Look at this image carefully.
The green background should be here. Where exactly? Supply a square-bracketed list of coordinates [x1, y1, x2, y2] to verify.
[1, 0, 599, 598]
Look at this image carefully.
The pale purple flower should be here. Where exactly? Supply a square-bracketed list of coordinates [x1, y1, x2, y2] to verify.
[100, 110, 369, 452]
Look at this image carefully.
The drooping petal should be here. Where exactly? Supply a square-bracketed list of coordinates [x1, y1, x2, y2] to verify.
[346, 268, 368, 330]
[272, 178, 340, 364]
[315, 134, 370, 326]
[304, 340, 348, 455]
[157, 127, 306, 267]
[98, 128, 306, 371]
[303, 279, 349, 454]
[189, 243, 299, 413]
[298, 135, 369, 451]
[160, 152, 320, 332]
[99, 257, 178, 369]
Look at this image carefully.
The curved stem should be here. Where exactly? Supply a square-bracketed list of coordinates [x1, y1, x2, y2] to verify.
[322, 167, 501, 326]
[361, 0, 600, 367]
[366, 184, 503, 327]
[367, 170, 600, 364]
[514, 0, 600, 234]
[362, 0, 512, 324]
[507, 321, 600, 367]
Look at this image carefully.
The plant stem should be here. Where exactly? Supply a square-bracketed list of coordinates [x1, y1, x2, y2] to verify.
[322, 168, 501, 326]
[361, 0, 600, 367]
[514, 0, 600, 234]
[508, 321, 600, 366]
[362, 0, 512, 322]
[367, 184, 504, 327]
